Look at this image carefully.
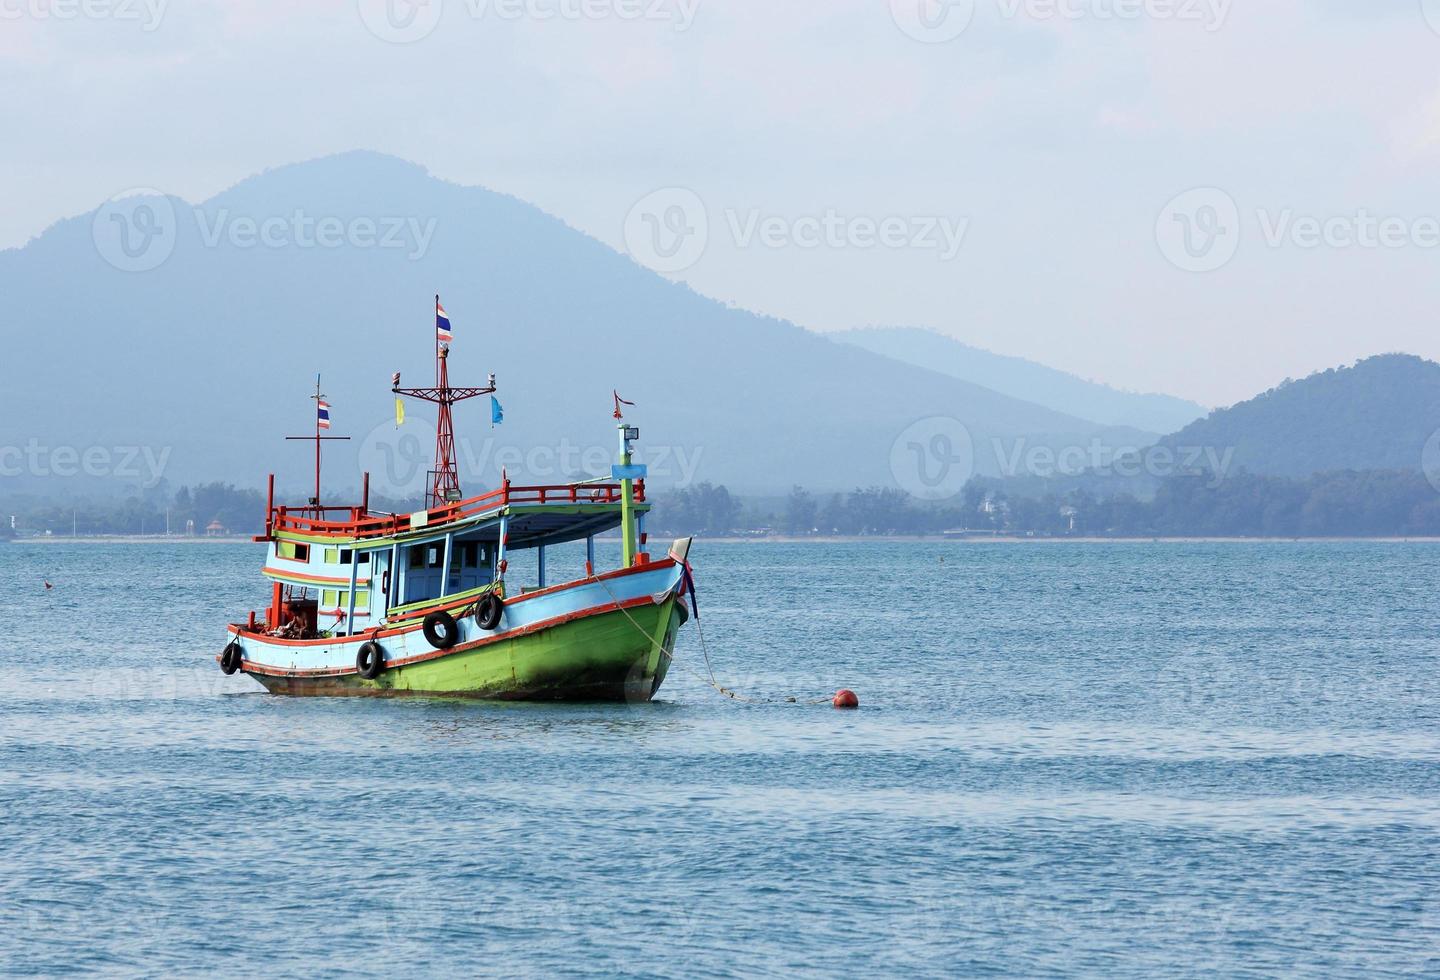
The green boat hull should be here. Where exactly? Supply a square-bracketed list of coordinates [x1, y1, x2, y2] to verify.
[249, 595, 682, 701]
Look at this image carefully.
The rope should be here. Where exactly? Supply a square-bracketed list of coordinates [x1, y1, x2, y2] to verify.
[590, 570, 831, 706]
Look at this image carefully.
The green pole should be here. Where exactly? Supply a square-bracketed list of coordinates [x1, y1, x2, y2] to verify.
[618, 422, 637, 567]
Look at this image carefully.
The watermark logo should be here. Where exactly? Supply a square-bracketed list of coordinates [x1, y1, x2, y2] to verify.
[358, 0, 445, 43]
[92, 188, 177, 273]
[1423, 0, 1440, 37]
[1156, 187, 1241, 273]
[0, 0, 169, 30]
[357, 418, 706, 498]
[1152, 651, 1229, 711]
[92, 190, 441, 272]
[625, 188, 969, 274]
[359, 417, 440, 499]
[890, 416, 975, 501]
[1421, 429, 1440, 495]
[889, 0, 975, 43]
[624, 187, 709, 274]
[1159, 187, 1440, 272]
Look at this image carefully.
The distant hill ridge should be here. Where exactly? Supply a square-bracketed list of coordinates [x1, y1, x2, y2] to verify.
[0, 151, 1152, 496]
[1160, 354, 1440, 478]
[834, 326, 1207, 434]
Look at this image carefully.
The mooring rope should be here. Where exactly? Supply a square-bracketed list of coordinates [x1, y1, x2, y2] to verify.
[590, 570, 831, 706]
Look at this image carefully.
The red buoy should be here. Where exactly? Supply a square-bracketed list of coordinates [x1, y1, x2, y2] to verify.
[833, 689, 859, 709]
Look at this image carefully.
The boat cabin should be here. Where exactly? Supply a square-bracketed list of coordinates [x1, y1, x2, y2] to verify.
[255, 480, 651, 639]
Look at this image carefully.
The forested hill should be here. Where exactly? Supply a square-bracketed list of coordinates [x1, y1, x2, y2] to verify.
[1160, 354, 1440, 478]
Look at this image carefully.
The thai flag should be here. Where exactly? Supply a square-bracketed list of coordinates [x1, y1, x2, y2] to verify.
[436, 297, 453, 345]
[317, 400, 331, 430]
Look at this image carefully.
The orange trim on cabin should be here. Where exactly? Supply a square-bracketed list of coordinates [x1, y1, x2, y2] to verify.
[261, 567, 372, 586]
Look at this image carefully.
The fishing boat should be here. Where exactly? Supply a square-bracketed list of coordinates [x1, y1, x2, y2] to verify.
[217, 296, 693, 701]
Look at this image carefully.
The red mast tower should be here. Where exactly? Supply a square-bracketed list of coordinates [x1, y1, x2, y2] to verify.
[392, 295, 497, 509]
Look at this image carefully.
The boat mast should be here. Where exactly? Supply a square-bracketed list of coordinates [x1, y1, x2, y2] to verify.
[285, 374, 350, 518]
[392, 295, 497, 509]
[613, 391, 646, 567]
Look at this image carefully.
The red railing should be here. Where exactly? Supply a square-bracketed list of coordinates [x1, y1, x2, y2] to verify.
[266, 478, 646, 540]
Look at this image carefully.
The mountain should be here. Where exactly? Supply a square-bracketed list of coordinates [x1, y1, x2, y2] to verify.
[834, 326, 1207, 434]
[1158, 354, 1440, 478]
[0, 152, 1153, 500]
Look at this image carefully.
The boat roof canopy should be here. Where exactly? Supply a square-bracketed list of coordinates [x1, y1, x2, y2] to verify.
[451, 503, 633, 551]
[265, 481, 650, 552]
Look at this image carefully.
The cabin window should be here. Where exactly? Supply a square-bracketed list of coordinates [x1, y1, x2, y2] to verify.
[355, 590, 369, 608]
[339, 549, 368, 565]
[406, 545, 444, 569]
[458, 541, 481, 568]
[324, 547, 340, 564]
[322, 589, 339, 607]
[277, 541, 310, 562]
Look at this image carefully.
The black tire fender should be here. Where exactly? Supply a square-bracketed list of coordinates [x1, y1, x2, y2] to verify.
[356, 641, 386, 680]
[220, 642, 243, 675]
[475, 594, 503, 631]
[423, 610, 459, 650]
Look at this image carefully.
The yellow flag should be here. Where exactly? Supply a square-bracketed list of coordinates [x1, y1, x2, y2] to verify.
[395, 398, 405, 428]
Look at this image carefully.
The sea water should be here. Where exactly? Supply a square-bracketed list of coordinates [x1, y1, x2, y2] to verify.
[1, 540, 1437, 977]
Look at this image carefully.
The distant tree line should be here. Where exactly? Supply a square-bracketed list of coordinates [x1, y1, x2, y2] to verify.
[11, 468, 1440, 539]
[648, 482, 743, 535]
[651, 470, 1440, 538]
[2, 482, 266, 537]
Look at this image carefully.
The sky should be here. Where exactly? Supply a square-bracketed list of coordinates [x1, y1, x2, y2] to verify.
[4, 0, 1440, 407]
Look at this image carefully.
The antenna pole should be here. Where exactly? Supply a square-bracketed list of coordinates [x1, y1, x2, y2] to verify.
[286, 374, 349, 518]
[314, 374, 322, 507]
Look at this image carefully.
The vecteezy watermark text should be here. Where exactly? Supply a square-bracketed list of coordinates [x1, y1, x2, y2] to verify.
[195, 210, 437, 258]
[887, 417, 1234, 502]
[0, 441, 171, 488]
[995, 438, 1234, 486]
[1157, 187, 1440, 273]
[888, 0, 1230, 43]
[357, 0, 699, 43]
[92, 188, 438, 272]
[471, 0, 699, 28]
[624, 187, 969, 274]
[358, 420, 705, 497]
[0, 0, 168, 30]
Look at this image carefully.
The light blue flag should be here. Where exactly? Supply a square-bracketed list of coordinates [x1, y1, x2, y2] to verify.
[491, 396, 504, 427]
